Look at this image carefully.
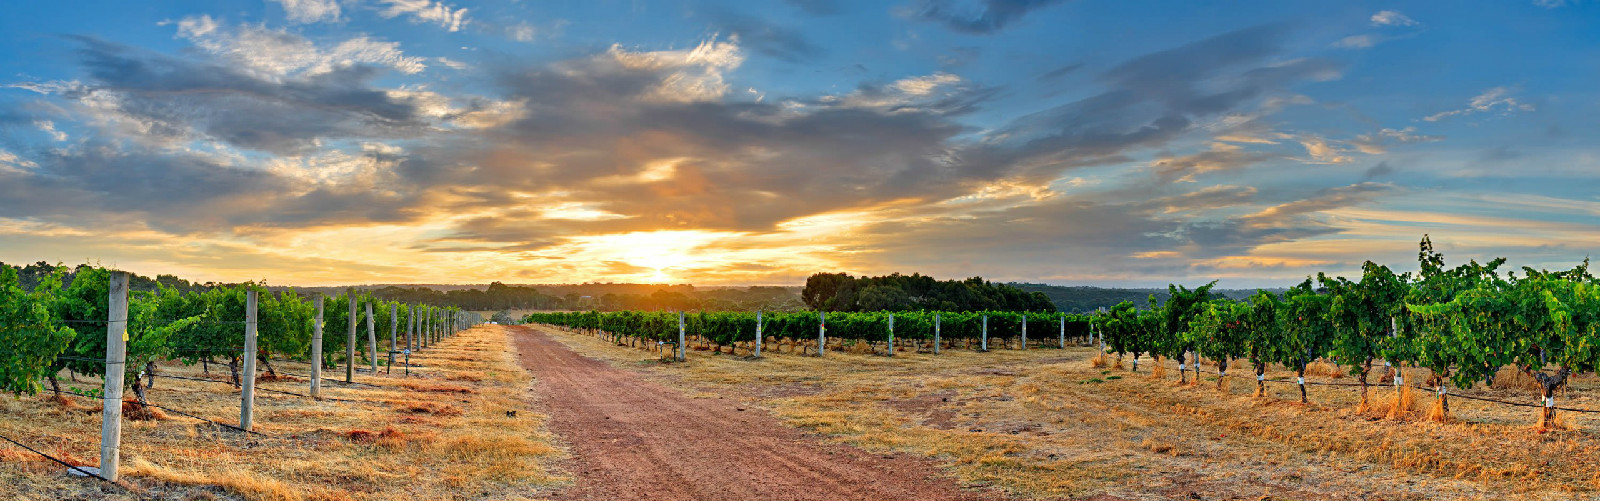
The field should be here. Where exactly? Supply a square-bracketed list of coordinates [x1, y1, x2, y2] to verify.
[532, 324, 1600, 501]
[0, 325, 562, 501]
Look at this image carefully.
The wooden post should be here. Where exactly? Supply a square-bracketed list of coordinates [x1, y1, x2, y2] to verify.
[934, 312, 941, 355]
[1021, 315, 1027, 350]
[817, 311, 826, 357]
[676, 312, 686, 362]
[754, 310, 763, 358]
[981, 315, 988, 352]
[365, 302, 377, 374]
[99, 271, 129, 481]
[388, 304, 397, 374]
[422, 306, 430, 348]
[1058, 314, 1065, 349]
[887, 314, 895, 357]
[310, 295, 323, 399]
[241, 288, 258, 431]
[346, 291, 356, 383]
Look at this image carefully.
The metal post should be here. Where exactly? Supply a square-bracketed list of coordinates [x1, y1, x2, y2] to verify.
[981, 315, 988, 352]
[887, 314, 895, 357]
[676, 311, 686, 362]
[1058, 314, 1065, 349]
[99, 271, 129, 481]
[310, 295, 323, 399]
[405, 304, 415, 375]
[754, 311, 763, 358]
[241, 288, 258, 431]
[1021, 315, 1027, 350]
[818, 311, 826, 357]
[346, 291, 356, 383]
[933, 312, 941, 355]
[388, 304, 397, 374]
[365, 302, 377, 374]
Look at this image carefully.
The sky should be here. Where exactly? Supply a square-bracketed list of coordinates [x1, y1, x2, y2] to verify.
[0, 0, 1596, 288]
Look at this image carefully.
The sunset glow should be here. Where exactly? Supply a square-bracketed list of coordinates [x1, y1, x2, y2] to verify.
[0, 1, 1596, 287]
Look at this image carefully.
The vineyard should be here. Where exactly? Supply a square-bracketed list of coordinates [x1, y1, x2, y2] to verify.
[526, 237, 1600, 431]
[0, 265, 509, 499]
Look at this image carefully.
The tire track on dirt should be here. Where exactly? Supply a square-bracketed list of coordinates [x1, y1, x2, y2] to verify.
[512, 325, 988, 501]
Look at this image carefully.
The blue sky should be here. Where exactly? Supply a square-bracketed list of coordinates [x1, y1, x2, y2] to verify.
[0, 0, 1596, 287]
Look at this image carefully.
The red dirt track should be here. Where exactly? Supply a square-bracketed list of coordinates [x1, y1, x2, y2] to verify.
[512, 325, 989, 501]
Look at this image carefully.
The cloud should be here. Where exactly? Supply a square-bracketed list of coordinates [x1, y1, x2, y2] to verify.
[271, 0, 342, 24]
[174, 16, 426, 78]
[1424, 86, 1535, 122]
[710, 13, 823, 62]
[376, 0, 468, 32]
[821, 72, 993, 115]
[1332, 35, 1375, 49]
[1362, 161, 1396, 180]
[1150, 143, 1276, 183]
[2, 23, 1402, 286]
[907, 0, 1071, 34]
[957, 24, 1340, 183]
[507, 21, 536, 42]
[1351, 126, 1442, 154]
[1370, 10, 1418, 27]
[51, 35, 433, 154]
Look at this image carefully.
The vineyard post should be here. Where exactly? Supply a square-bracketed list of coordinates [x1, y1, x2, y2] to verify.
[422, 306, 430, 349]
[1098, 307, 1107, 352]
[888, 313, 895, 357]
[310, 295, 324, 399]
[1390, 316, 1402, 401]
[365, 302, 377, 374]
[981, 315, 988, 352]
[934, 313, 941, 355]
[405, 304, 415, 375]
[818, 311, 827, 357]
[1098, 307, 1107, 351]
[1058, 314, 1065, 349]
[754, 310, 763, 358]
[240, 288, 258, 432]
[1021, 315, 1027, 350]
[676, 312, 686, 362]
[346, 291, 356, 383]
[387, 305, 397, 374]
[99, 271, 129, 481]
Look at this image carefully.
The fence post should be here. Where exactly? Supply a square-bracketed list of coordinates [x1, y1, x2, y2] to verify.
[241, 288, 258, 431]
[754, 311, 763, 358]
[99, 271, 129, 481]
[888, 314, 895, 357]
[365, 302, 377, 374]
[346, 291, 356, 383]
[676, 312, 686, 362]
[934, 312, 941, 355]
[405, 304, 415, 375]
[311, 295, 324, 399]
[981, 315, 988, 352]
[818, 311, 826, 357]
[388, 305, 397, 374]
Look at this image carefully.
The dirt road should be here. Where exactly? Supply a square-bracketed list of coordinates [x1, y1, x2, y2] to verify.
[511, 325, 987, 501]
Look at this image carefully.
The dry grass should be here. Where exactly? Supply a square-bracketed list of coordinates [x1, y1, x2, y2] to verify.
[542, 326, 1600, 501]
[1304, 360, 1347, 379]
[0, 325, 562, 501]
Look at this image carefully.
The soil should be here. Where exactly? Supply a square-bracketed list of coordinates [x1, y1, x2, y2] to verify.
[511, 326, 992, 501]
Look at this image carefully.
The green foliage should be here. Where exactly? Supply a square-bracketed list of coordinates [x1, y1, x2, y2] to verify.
[0, 266, 76, 395]
[801, 273, 1055, 312]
